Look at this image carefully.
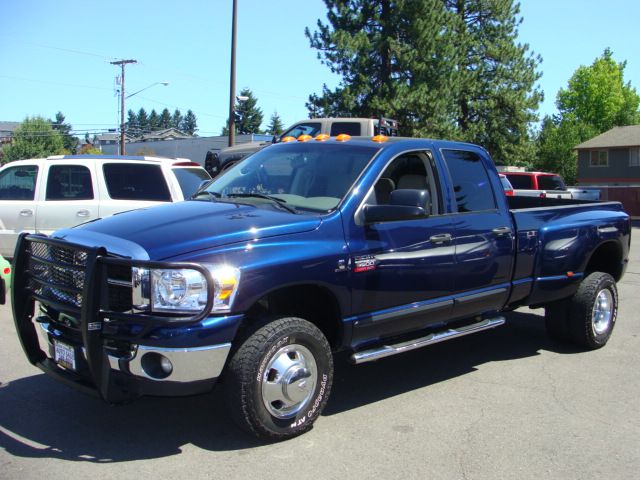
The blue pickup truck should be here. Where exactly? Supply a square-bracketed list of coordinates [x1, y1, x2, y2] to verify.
[12, 136, 630, 440]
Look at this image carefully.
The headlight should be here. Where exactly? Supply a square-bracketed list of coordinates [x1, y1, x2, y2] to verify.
[132, 265, 240, 315]
[152, 269, 207, 312]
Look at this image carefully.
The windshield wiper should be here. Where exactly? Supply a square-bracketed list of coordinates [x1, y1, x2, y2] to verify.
[192, 190, 221, 201]
[224, 193, 297, 213]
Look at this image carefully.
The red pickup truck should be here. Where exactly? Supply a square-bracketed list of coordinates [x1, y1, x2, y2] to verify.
[504, 171, 572, 199]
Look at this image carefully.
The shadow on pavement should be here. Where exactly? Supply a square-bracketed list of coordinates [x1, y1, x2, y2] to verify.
[0, 309, 581, 461]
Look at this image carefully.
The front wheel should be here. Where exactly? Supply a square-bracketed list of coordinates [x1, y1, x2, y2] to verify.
[224, 317, 333, 441]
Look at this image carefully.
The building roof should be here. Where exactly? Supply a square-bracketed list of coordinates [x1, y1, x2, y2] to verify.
[0, 121, 20, 134]
[575, 125, 640, 149]
[139, 128, 191, 141]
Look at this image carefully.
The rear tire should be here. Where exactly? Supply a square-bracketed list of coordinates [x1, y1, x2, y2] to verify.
[224, 317, 333, 441]
[568, 272, 617, 349]
[545, 272, 618, 349]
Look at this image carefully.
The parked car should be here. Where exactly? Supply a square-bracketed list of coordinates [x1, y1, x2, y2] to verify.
[568, 187, 601, 201]
[0, 254, 10, 304]
[504, 171, 572, 199]
[499, 174, 514, 196]
[12, 137, 629, 440]
[0, 155, 210, 257]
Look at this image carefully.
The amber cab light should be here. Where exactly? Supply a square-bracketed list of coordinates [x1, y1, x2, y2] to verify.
[281, 136, 296, 143]
[297, 134, 313, 142]
[335, 134, 351, 142]
[372, 134, 389, 143]
[315, 134, 330, 141]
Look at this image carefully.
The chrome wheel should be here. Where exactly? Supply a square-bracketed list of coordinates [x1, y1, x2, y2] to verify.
[592, 289, 613, 335]
[261, 344, 318, 419]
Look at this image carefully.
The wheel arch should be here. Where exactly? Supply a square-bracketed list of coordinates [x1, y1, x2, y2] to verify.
[583, 240, 624, 281]
[240, 283, 344, 349]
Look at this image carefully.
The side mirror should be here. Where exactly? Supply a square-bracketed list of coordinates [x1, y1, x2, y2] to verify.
[363, 189, 430, 224]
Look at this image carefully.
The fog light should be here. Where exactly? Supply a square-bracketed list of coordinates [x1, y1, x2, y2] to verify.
[141, 352, 173, 379]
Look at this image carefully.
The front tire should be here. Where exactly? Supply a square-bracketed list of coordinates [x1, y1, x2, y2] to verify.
[224, 317, 333, 441]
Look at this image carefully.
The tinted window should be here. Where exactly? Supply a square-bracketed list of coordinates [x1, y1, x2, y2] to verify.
[0, 165, 38, 200]
[329, 122, 361, 136]
[505, 174, 532, 189]
[537, 175, 566, 191]
[280, 122, 321, 140]
[103, 163, 171, 201]
[46, 165, 93, 200]
[172, 167, 211, 198]
[442, 150, 496, 213]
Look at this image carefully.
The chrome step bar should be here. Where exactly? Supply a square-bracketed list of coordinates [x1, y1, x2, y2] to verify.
[351, 316, 505, 365]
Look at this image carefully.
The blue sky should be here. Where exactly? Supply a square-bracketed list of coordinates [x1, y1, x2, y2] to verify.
[1, 0, 638, 138]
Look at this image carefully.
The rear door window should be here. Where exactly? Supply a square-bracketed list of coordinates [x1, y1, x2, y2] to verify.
[46, 165, 94, 200]
[505, 174, 532, 189]
[103, 163, 171, 201]
[537, 175, 566, 190]
[172, 167, 211, 198]
[442, 149, 496, 212]
[0, 165, 38, 200]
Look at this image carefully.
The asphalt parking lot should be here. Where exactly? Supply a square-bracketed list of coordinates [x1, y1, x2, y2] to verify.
[1, 227, 639, 480]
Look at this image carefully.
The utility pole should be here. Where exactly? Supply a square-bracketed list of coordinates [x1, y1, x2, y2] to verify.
[228, 0, 238, 147]
[111, 59, 137, 155]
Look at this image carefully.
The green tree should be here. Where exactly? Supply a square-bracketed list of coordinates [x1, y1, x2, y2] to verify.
[171, 109, 184, 130]
[306, 0, 542, 165]
[266, 111, 285, 136]
[235, 88, 264, 134]
[137, 108, 149, 134]
[51, 111, 78, 153]
[126, 109, 139, 136]
[556, 48, 639, 132]
[3, 116, 65, 162]
[181, 110, 198, 135]
[148, 109, 160, 131]
[535, 49, 640, 183]
[159, 108, 172, 129]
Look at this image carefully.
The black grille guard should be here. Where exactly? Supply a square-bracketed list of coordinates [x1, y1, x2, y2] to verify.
[11, 232, 216, 401]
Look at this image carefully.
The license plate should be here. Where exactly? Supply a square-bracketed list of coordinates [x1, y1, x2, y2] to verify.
[54, 340, 76, 371]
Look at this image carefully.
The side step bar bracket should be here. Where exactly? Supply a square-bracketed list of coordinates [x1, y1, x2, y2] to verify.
[351, 316, 505, 364]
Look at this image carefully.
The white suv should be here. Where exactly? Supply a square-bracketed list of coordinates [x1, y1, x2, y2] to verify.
[0, 155, 210, 257]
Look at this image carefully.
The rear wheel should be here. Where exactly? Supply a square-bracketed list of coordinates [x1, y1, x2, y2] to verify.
[224, 317, 333, 441]
[544, 272, 618, 349]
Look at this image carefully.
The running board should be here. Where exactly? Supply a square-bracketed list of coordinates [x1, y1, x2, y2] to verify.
[351, 316, 506, 365]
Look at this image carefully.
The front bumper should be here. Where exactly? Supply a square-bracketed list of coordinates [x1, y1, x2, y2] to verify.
[12, 233, 242, 403]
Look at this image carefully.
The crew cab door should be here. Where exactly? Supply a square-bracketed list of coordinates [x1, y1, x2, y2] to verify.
[346, 150, 456, 345]
[35, 162, 100, 235]
[440, 148, 515, 318]
[0, 162, 40, 257]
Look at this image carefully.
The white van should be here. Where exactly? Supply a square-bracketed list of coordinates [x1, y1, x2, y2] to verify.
[0, 155, 211, 257]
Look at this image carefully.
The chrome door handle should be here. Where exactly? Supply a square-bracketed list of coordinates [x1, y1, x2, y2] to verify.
[492, 226, 512, 236]
[20, 209, 33, 217]
[77, 209, 90, 218]
[429, 233, 452, 244]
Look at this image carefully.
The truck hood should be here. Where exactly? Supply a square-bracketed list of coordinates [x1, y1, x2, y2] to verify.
[53, 200, 322, 260]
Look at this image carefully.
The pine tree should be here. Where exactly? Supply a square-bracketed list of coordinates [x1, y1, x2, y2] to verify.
[266, 112, 285, 136]
[307, 0, 542, 164]
[137, 108, 149, 134]
[171, 109, 184, 130]
[159, 108, 172, 129]
[126, 109, 139, 137]
[51, 111, 78, 153]
[233, 88, 263, 134]
[181, 110, 198, 135]
[148, 109, 160, 132]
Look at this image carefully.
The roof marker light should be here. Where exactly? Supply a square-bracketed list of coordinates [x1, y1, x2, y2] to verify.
[281, 136, 296, 143]
[315, 134, 330, 141]
[372, 134, 389, 143]
[297, 134, 313, 142]
[336, 134, 351, 142]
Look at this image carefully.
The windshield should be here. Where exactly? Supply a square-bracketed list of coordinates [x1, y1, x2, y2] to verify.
[203, 142, 379, 212]
[173, 167, 211, 198]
